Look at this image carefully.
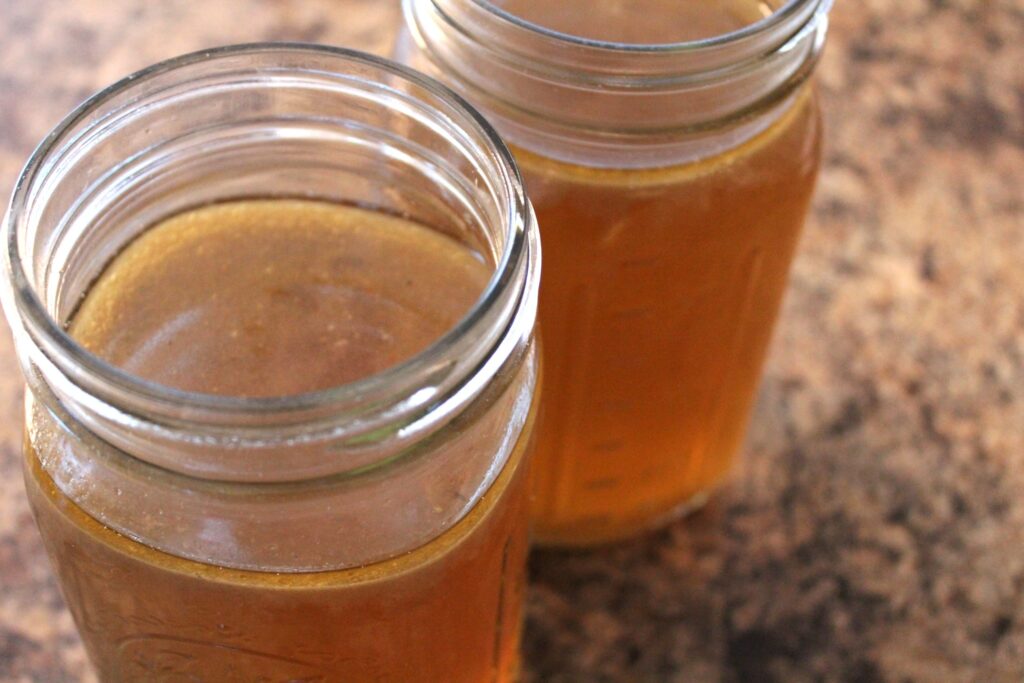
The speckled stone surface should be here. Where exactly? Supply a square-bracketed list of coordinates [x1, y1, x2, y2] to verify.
[0, 1, 1022, 681]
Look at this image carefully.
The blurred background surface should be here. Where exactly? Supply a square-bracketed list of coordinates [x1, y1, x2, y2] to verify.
[0, 1, 1022, 681]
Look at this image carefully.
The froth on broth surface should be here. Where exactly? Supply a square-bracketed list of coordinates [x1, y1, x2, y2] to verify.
[490, 0, 777, 44]
[70, 198, 492, 397]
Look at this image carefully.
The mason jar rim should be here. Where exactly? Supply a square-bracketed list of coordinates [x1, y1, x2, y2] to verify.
[3, 43, 534, 426]
[403, 0, 832, 166]
[416, 0, 834, 86]
[472, 0, 812, 53]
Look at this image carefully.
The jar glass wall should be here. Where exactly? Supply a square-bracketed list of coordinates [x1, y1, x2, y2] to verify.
[2, 44, 540, 681]
[402, 0, 832, 545]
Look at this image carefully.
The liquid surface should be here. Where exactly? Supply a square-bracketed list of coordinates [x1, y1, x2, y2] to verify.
[491, 0, 778, 44]
[71, 199, 491, 397]
[30, 200, 529, 681]
[525, 90, 822, 545]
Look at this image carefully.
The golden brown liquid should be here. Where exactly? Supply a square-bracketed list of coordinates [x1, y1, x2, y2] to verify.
[26, 436, 530, 682]
[70, 200, 490, 397]
[27, 200, 532, 681]
[525, 90, 822, 545]
[493, 0, 776, 43]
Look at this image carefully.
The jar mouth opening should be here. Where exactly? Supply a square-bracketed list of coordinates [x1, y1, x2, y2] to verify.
[472, 0, 810, 53]
[5, 43, 533, 420]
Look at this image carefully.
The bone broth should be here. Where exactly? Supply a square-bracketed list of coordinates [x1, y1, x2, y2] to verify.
[24, 199, 531, 681]
[5, 47, 541, 683]
[69, 200, 491, 397]
[402, 0, 831, 543]
[523, 93, 821, 544]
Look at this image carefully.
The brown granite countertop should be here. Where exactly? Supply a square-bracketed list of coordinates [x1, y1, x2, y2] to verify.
[1, 1, 1022, 681]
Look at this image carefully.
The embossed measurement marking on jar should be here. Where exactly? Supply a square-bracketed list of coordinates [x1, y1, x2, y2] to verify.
[568, 249, 766, 493]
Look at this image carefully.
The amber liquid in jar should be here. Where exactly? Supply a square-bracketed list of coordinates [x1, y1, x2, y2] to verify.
[495, 0, 773, 43]
[525, 90, 822, 545]
[25, 199, 529, 681]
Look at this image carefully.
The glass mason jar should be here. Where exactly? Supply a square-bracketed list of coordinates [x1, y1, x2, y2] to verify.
[400, 0, 832, 545]
[1, 45, 540, 682]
